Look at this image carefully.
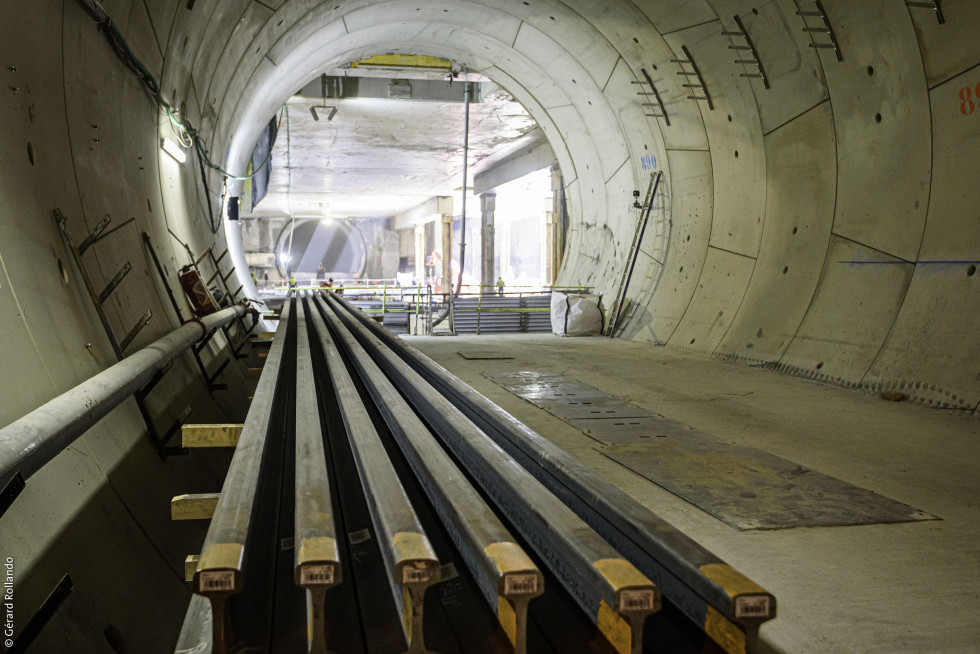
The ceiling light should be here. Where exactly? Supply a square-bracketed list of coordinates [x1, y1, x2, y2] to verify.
[310, 105, 338, 122]
[161, 137, 186, 163]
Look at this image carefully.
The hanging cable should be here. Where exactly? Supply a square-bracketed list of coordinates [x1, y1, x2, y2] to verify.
[71, 0, 276, 182]
[454, 82, 472, 298]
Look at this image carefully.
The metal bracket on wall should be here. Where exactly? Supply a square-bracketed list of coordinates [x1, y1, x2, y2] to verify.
[634, 68, 670, 126]
[797, 0, 843, 61]
[906, 0, 945, 25]
[56, 210, 183, 459]
[723, 15, 771, 89]
[607, 172, 663, 338]
[672, 45, 714, 110]
[143, 232, 237, 393]
[0, 472, 26, 519]
[5, 574, 74, 654]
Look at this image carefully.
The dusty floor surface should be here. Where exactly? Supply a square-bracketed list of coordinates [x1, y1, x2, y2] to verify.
[405, 333, 980, 653]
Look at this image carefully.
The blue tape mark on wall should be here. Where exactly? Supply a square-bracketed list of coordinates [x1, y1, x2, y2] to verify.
[640, 155, 657, 171]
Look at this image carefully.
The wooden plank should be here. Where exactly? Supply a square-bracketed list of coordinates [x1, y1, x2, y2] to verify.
[171, 493, 220, 520]
[184, 555, 200, 582]
[181, 424, 243, 448]
[258, 331, 276, 338]
[258, 350, 269, 359]
[247, 367, 264, 379]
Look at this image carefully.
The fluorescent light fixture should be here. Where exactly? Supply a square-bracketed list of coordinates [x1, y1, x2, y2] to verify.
[310, 106, 338, 122]
[161, 137, 187, 164]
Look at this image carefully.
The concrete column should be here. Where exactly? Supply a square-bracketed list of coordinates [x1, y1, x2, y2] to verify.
[551, 164, 564, 280]
[414, 223, 425, 283]
[480, 191, 496, 293]
[544, 211, 555, 284]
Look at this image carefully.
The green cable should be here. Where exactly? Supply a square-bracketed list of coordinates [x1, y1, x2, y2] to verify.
[93, 6, 276, 182]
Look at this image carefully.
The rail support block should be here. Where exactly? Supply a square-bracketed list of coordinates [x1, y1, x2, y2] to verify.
[172, 493, 221, 520]
[181, 424, 243, 448]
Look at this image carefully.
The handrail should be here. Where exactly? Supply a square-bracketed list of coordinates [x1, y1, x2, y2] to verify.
[0, 305, 246, 511]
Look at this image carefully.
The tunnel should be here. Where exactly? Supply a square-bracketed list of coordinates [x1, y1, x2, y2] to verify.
[1, 1, 978, 652]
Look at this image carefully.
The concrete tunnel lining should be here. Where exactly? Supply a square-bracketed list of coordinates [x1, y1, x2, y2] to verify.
[203, 4, 672, 317]
[193, 0, 980, 407]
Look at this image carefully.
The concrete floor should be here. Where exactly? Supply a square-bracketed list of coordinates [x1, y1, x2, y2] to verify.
[405, 334, 980, 654]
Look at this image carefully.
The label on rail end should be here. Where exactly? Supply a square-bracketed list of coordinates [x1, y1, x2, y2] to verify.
[402, 566, 434, 584]
[619, 589, 657, 612]
[300, 564, 335, 586]
[735, 595, 772, 619]
[504, 574, 539, 595]
[199, 570, 235, 593]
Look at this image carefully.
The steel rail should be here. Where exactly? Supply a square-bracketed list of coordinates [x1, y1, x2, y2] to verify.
[322, 293, 660, 654]
[311, 293, 544, 654]
[332, 293, 777, 653]
[0, 305, 246, 503]
[305, 296, 440, 653]
[293, 296, 341, 654]
[185, 298, 292, 654]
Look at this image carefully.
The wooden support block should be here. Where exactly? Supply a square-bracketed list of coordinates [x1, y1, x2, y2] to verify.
[184, 555, 200, 582]
[171, 493, 220, 520]
[181, 423, 243, 448]
[247, 367, 264, 379]
[251, 338, 272, 348]
[258, 350, 269, 359]
[258, 331, 276, 339]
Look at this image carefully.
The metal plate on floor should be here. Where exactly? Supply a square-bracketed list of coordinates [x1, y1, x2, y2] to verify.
[457, 350, 514, 360]
[539, 399, 655, 420]
[598, 438, 938, 530]
[484, 371, 567, 386]
[512, 383, 611, 403]
[569, 416, 692, 444]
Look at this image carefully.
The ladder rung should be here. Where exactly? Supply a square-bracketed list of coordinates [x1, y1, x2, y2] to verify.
[804, 26, 829, 32]
[119, 309, 153, 352]
[796, 11, 823, 17]
[682, 84, 703, 88]
[809, 42, 837, 48]
[98, 262, 132, 304]
[670, 59, 691, 64]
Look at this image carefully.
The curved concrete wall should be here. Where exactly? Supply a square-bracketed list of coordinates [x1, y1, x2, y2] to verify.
[2, 0, 979, 650]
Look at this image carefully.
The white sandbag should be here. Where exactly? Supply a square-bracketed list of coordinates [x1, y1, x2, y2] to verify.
[551, 292, 603, 336]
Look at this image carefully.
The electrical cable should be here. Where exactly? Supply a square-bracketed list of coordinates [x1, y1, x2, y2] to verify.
[71, 0, 276, 182]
